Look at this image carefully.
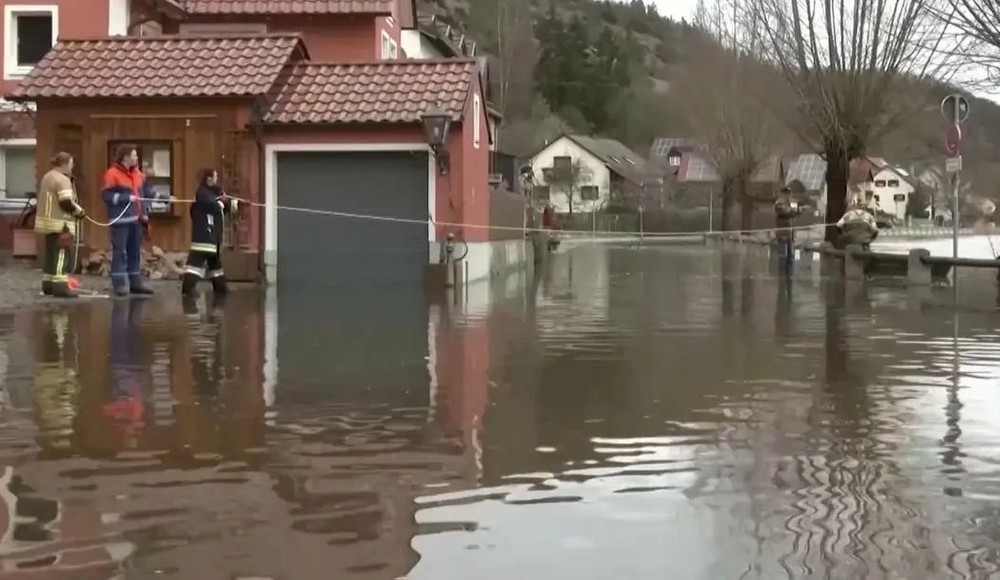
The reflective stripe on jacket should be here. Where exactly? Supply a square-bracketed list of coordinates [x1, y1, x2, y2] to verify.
[101, 163, 147, 225]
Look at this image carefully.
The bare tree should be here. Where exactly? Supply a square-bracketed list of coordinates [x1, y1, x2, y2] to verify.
[748, 0, 956, 240]
[543, 158, 594, 218]
[676, 0, 791, 231]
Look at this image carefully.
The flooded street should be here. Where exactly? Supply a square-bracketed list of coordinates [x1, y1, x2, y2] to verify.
[3, 242, 1000, 579]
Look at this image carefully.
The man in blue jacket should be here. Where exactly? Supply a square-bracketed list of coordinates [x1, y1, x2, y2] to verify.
[102, 144, 154, 297]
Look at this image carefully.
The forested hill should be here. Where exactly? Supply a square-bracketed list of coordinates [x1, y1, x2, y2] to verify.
[418, 0, 1000, 188]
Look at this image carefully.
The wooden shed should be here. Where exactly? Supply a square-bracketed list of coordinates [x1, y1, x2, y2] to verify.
[8, 33, 310, 263]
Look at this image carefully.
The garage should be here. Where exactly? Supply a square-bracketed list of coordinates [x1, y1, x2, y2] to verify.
[274, 150, 431, 289]
[271, 150, 432, 405]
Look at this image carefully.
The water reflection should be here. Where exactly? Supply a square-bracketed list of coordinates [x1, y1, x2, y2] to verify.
[2, 244, 1000, 577]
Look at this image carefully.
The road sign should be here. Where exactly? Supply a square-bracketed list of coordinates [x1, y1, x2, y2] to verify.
[945, 155, 962, 173]
[941, 94, 970, 123]
[945, 123, 962, 155]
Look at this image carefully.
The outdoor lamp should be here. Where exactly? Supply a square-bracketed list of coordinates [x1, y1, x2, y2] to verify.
[422, 102, 451, 175]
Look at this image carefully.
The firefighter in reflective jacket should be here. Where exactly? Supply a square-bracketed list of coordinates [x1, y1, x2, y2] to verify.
[182, 168, 236, 296]
[34, 152, 85, 297]
[836, 193, 879, 249]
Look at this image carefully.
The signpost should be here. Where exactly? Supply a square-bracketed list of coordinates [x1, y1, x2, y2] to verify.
[941, 93, 968, 263]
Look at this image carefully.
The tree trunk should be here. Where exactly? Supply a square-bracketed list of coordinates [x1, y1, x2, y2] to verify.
[738, 178, 753, 233]
[720, 179, 735, 231]
[824, 146, 849, 242]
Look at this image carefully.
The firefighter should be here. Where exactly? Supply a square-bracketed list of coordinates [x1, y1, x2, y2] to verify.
[836, 194, 879, 250]
[181, 168, 236, 296]
[102, 144, 154, 297]
[34, 152, 85, 298]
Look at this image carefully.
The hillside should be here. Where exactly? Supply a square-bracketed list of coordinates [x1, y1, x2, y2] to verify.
[417, 0, 1000, 193]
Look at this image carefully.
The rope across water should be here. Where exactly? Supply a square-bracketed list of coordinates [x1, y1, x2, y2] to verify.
[82, 196, 839, 238]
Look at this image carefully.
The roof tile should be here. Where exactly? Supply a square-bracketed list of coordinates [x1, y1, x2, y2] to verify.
[265, 60, 475, 124]
[10, 35, 303, 100]
[182, 0, 393, 14]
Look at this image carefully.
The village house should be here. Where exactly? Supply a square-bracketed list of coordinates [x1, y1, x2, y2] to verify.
[4, 0, 527, 288]
[527, 134, 653, 215]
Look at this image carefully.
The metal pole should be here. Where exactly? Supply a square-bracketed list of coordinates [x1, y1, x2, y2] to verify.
[953, 172, 960, 260]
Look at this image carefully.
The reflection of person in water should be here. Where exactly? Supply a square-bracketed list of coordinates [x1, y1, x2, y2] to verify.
[32, 311, 81, 455]
[103, 299, 146, 445]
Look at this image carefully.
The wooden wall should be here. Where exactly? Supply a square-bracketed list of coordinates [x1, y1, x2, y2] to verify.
[33, 99, 257, 253]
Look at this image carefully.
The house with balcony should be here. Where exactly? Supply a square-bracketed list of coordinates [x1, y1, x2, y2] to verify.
[526, 134, 652, 215]
[5, 0, 524, 288]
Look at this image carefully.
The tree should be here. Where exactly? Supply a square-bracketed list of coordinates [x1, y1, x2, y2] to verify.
[748, 0, 956, 240]
[675, 0, 790, 231]
[467, 0, 536, 121]
[543, 157, 594, 217]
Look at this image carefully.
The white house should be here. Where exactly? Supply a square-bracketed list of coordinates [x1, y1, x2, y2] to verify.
[527, 134, 649, 214]
[854, 164, 916, 221]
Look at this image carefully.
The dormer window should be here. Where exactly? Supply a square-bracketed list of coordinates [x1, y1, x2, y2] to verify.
[381, 30, 398, 60]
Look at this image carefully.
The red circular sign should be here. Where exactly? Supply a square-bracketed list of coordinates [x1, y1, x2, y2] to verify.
[946, 124, 962, 155]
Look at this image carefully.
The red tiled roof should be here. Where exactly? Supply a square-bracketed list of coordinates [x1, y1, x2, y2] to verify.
[181, 0, 393, 14]
[265, 60, 476, 124]
[9, 35, 306, 100]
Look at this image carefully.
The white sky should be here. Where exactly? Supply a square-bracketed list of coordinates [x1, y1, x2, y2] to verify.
[651, 0, 697, 22]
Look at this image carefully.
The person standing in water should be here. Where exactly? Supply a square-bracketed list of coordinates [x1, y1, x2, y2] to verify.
[181, 168, 235, 296]
[773, 187, 800, 271]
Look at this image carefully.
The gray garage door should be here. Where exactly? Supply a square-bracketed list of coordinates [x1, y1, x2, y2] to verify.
[276, 151, 430, 288]
[274, 151, 431, 407]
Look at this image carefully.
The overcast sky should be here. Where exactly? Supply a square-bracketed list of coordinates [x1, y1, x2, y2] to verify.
[650, 0, 697, 22]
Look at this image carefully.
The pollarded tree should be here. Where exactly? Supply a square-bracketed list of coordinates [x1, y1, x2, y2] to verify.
[676, 0, 792, 231]
[749, 0, 957, 240]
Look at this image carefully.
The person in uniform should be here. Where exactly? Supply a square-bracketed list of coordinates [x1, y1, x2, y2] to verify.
[836, 194, 879, 250]
[773, 187, 800, 270]
[34, 152, 85, 298]
[181, 168, 236, 296]
[102, 144, 154, 297]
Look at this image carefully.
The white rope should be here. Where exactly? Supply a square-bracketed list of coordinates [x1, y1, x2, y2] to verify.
[94, 195, 838, 239]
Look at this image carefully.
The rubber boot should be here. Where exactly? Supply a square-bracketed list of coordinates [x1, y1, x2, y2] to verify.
[181, 273, 200, 296]
[181, 295, 199, 315]
[211, 276, 229, 295]
[51, 282, 78, 299]
[41, 281, 53, 296]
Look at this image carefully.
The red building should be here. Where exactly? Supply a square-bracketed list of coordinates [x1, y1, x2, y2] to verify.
[4, 0, 525, 286]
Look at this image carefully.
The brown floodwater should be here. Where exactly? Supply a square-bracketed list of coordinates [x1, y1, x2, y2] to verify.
[2, 242, 1000, 579]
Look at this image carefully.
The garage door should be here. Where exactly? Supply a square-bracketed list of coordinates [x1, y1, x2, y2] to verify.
[275, 151, 430, 288]
[274, 151, 431, 407]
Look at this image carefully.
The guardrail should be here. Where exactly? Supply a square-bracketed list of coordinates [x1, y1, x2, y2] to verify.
[709, 232, 1000, 285]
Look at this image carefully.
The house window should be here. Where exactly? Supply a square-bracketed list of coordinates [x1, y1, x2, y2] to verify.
[473, 94, 481, 149]
[581, 185, 599, 201]
[4, 5, 58, 79]
[875, 180, 886, 187]
[381, 30, 398, 59]
[108, 141, 173, 214]
[552, 156, 572, 180]
[534, 185, 550, 200]
[887, 179, 899, 187]
[893, 193, 906, 202]
[669, 155, 681, 167]
[0, 141, 37, 200]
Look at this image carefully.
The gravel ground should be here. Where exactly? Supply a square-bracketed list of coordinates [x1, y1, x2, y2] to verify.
[0, 258, 180, 312]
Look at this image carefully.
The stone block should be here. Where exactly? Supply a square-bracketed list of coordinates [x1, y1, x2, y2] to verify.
[907, 248, 932, 286]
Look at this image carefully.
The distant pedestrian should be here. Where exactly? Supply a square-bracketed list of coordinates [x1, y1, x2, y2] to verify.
[773, 188, 799, 270]
[35, 152, 85, 298]
[182, 168, 235, 296]
[102, 144, 154, 296]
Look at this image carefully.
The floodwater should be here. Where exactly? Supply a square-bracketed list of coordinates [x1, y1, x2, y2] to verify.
[2, 243, 1000, 579]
